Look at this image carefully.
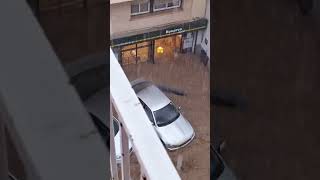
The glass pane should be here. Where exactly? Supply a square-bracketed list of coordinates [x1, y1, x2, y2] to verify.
[122, 44, 136, 51]
[167, 0, 174, 7]
[172, 0, 180, 6]
[154, 103, 180, 127]
[140, 2, 149, 12]
[144, 107, 155, 123]
[154, 36, 176, 61]
[122, 50, 137, 65]
[137, 41, 151, 47]
[131, 4, 139, 14]
[154, 0, 167, 9]
[137, 46, 150, 63]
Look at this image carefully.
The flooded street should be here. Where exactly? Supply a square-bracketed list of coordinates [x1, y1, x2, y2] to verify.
[122, 52, 210, 180]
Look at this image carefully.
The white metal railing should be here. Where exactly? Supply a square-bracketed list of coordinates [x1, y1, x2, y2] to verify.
[110, 48, 181, 180]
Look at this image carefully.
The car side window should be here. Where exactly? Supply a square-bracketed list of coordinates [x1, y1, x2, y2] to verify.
[139, 98, 155, 124]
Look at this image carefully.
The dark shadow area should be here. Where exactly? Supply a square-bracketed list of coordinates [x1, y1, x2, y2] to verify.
[37, 1, 106, 64]
[213, 0, 320, 179]
[3, 1, 108, 179]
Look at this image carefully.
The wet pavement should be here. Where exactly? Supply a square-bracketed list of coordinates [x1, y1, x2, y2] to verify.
[213, 0, 320, 179]
[122, 52, 210, 180]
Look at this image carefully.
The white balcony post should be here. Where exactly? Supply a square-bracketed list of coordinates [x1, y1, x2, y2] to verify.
[110, 103, 119, 180]
[120, 120, 130, 180]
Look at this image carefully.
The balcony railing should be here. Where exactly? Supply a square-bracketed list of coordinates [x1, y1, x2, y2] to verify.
[110, 48, 181, 180]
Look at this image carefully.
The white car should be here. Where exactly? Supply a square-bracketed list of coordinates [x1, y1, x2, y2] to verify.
[131, 80, 195, 150]
[84, 88, 132, 164]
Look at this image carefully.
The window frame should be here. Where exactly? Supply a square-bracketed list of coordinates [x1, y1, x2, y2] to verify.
[131, 0, 151, 16]
[153, 0, 181, 12]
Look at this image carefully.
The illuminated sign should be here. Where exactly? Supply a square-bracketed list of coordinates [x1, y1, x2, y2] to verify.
[165, 28, 183, 34]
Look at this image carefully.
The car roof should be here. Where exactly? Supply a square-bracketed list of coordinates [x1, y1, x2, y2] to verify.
[84, 88, 109, 127]
[136, 84, 171, 111]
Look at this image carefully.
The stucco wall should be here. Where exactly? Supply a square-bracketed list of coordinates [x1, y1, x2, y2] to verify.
[191, 0, 206, 18]
[110, 0, 206, 37]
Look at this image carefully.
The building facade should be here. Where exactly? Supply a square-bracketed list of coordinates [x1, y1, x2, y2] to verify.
[110, 0, 209, 65]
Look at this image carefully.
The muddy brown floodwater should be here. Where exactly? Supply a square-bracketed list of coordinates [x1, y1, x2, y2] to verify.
[121, 52, 210, 180]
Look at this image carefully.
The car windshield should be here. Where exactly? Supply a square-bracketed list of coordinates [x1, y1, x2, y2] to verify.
[154, 103, 180, 127]
[211, 148, 225, 178]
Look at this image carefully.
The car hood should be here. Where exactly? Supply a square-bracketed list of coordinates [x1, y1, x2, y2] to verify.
[157, 114, 194, 147]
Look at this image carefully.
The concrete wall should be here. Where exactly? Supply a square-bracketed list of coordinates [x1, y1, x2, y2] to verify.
[110, 0, 206, 37]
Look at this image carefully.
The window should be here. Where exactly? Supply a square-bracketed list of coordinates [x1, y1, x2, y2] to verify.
[153, 0, 181, 11]
[131, 0, 150, 15]
[153, 102, 180, 127]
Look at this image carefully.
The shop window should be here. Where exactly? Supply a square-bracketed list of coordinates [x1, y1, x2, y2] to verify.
[153, 0, 181, 11]
[122, 44, 136, 51]
[131, 0, 150, 15]
[137, 41, 151, 48]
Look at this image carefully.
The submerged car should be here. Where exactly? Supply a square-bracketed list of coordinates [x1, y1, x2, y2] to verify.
[211, 145, 237, 180]
[131, 80, 195, 150]
[84, 88, 132, 164]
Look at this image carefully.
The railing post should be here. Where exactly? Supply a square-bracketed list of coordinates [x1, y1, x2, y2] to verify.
[110, 102, 119, 180]
[120, 118, 130, 180]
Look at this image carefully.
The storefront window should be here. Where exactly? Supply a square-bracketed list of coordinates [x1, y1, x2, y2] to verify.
[154, 35, 182, 62]
[137, 46, 150, 63]
[122, 44, 136, 51]
[137, 41, 151, 48]
[121, 41, 152, 65]
[122, 49, 137, 65]
[153, 0, 181, 11]
[131, 0, 150, 15]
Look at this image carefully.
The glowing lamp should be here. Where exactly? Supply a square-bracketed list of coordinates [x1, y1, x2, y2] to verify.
[157, 46, 164, 54]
